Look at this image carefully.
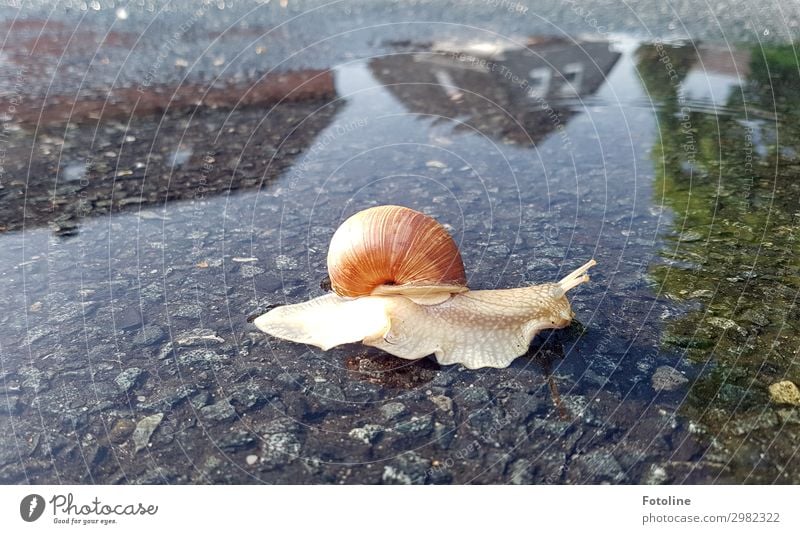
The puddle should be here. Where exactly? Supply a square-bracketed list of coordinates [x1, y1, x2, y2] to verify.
[1, 26, 798, 484]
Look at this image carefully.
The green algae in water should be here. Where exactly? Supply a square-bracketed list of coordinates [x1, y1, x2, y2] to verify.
[638, 41, 800, 481]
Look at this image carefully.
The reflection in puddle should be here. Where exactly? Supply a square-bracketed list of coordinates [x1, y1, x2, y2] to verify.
[639, 40, 800, 482]
[370, 37, 621, 145]
[2, 32, 798, 484]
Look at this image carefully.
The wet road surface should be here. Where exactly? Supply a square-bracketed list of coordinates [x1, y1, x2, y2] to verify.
[1, 1, 799, 484]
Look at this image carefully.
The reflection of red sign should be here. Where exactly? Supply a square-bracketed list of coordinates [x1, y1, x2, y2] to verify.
[0, 69, 335, 126]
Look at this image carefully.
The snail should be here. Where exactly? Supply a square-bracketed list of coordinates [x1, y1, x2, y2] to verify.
[255, 205, 596, 369]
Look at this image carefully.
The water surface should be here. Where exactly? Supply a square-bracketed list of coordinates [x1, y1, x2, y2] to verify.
[1, 3, 798, 484]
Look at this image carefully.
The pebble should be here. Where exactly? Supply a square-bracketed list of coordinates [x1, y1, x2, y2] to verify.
[177, 349, 228, 368]
[509, 458, 535, 485]
[218, 430, 256, 451]
[200, 400, 237, 422]
[115, 367, 144, 393]
[139, 385, 196, 411]
[425, 160, 447, 168]
[645, 464, 669, 485]
[429, 395, 453, 413]
[379, 402, 407, 421]
[348, 424, 384, 445]
[381, 452, 431, 484]
[109, 419, 136, 444]
[175, 328, 224, 346]
[239, 264, 266, 278]
[768, 381, 800, 406]
[459, 386, 491, 405]
[229, 383, 275, 411]
[117, 307, 143, 330]
[651, 366, 689, 392]
[246, 455, 259, 465]
[394, 414, 434, 436]
[132, 325, 165, 346]
[275, 255, 297, 270]
[133, 413, 164, 452]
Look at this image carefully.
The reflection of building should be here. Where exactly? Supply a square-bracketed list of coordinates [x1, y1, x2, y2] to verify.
[681, 45, 751, 107]
[0, 16, 343, 234]
[0, 83, 341, 235]
[370, 37, 620, 144]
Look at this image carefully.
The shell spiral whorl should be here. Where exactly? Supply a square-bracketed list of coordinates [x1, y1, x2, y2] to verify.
[326, 205, 467, 297]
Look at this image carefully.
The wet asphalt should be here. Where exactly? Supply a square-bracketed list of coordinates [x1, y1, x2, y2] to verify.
[1, 1, 799, 484]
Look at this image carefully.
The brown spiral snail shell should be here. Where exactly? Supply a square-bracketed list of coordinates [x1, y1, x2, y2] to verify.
[327, 205, 468, 300]
[255, 205, 596, 369]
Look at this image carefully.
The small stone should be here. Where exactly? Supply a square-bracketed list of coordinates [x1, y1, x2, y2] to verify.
[645, 464, 669, 485]
[274, 255, 297, 270]
[172, 303, 204, 319]
[459, 386, 490, 405]
[394, 414, 434, 436]
[190, 391, 212, 410]
[239, 264, 265, 278]
[651, 366, 689, 392]
[729, 412, 779, 436]
[115, 367, 144, 393]
[200, 400, 237, 422]
[109, 419, 136, 444]
[381, 452, 431, 484]
[133, 413, 164, 452]
[348, 424, 384, 445]
[139, 385, 196, 411]
[175, 328, 224, 346]
[429, 395, 453, 413]
[433, 421, 456, 450]
[707, 317, 745, 335]
[177, 349, 228, 368]
[218, 430, 256, 452]
[768, 381, 800, 406]
[157, 342, 175, 360]
[117, 307, 143, 330]
[132, 325, 165, 346]
[568, 449, 626, 483]
[740, 308, 769, 327]
[308, 383, 345, 412]
[678, 230, 703, 242]
[509, 458, 535, 485]
[259, 419, 301, 467]
[229, 383, 274, 412]
[246, 455, 259, 465]
[379, 402, 407, 421]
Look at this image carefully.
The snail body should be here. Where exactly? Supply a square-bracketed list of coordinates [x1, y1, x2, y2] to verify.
[255, 205, 595, 369]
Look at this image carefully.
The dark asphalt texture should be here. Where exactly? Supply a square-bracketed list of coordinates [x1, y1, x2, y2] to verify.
[1, 1, 799, 484]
